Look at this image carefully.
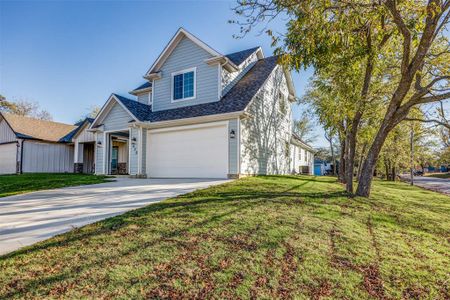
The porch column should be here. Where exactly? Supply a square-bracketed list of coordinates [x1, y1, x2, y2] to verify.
[74, 140, 84, 173]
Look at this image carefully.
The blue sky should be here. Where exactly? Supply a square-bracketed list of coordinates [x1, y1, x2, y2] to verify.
[1, 1, 321, 147]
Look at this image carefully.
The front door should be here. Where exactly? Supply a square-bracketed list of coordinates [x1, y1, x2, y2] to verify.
[111, 146, 118, 174]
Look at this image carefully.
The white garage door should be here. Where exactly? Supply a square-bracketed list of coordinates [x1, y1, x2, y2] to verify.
[147, 122, 228, 178]
[0, 143, 17, 174]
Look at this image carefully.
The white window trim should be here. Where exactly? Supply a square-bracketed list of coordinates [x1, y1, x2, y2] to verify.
[171, 67, 197, 102]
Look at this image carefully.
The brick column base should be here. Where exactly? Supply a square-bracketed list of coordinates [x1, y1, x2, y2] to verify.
[74, 163, 84, 173]
[118, 163, 127, 175]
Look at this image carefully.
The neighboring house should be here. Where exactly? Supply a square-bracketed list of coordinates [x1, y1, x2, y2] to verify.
[314, 159, 333, 176]
[87, 27, 314, 179]
[0, 113, 95, 174]
[291, 134, 315, 175]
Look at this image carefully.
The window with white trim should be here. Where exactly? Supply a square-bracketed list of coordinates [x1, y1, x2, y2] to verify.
[172, 68, 196, 101]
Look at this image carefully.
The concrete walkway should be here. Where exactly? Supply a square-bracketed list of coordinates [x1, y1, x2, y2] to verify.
[0, 178, 229, 255]
[400, 175, 450, 195]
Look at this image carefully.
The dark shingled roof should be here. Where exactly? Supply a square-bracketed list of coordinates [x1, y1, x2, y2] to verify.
[60, 118, 95, 142]
[225, 47, 260, 66]
[113, 94, 153, 121]
[114, 56, 278, 123]
[132, 81, 152, 92]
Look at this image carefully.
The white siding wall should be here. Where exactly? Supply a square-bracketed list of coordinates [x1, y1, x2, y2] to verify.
[290, 145, 314, 174]
[22, 141, 74, 173]
[0, 119, 16, 143]
[153, 37, 219, 111]
[240, 66, 293, 175]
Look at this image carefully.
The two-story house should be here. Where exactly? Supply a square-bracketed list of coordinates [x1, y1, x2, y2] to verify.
[87, 28, 314, 178]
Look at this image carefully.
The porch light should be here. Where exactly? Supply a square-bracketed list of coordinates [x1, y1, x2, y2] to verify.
[97, 141, 102, 146]
[132, 137, 137, 142]
[230, 129, 236, 139]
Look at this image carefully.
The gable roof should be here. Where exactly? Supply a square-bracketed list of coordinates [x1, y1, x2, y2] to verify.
[113, 94, 153, 121]
[115, 56, 279, 124]
[60, 118, 94, 142]
[145, 28, 223, 78]
[225, 47, 261, 66]
[1, 113, 77, 142]
[89, 94, 140, 129]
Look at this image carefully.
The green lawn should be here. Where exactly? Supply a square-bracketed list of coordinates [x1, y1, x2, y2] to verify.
[0, 173, 112, 197]
[1, 176, 449, 299]
[426, 173, 450, 179]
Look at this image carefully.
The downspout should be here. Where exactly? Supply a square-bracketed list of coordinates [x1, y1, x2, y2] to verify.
[20, 139, 25, 174]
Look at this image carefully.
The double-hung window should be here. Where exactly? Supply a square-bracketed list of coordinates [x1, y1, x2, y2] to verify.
[172, 68, 196, 101]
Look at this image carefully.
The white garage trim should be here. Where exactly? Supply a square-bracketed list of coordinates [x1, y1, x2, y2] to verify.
[148, 120, 229, 133]
[147, 121, 229, 179]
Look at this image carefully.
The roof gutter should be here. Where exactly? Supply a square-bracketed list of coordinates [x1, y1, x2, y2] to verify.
[129, 87, 152, 96]
[205, 56, 238, 72]
[291, 137, 316, 152]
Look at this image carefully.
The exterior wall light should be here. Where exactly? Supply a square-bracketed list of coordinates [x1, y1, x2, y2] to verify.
[230, 129, 236, 139]
[131, 137, 137, 142]
[97, 141, 102, 146]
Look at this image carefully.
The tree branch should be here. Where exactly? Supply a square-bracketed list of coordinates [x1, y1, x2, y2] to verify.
[384, 0, 411, 74]
[404, 117, 450, 129]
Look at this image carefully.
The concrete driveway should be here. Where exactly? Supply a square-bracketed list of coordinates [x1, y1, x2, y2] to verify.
[400, 175, 450, 195]
[0, 178, 229, 255]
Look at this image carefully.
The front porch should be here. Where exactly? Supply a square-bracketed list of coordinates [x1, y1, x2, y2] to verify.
[106, 131, 129, 175]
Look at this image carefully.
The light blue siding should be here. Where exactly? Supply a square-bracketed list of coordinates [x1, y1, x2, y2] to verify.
[141, 128, 147, 175]
[129, 127, 139, 175]
[103, 103, 134, 131]
[153, 37, 219, 111]
[228, 119, 239, 175]
[137, 92, 151, 105]
[95, 133, 104, 174]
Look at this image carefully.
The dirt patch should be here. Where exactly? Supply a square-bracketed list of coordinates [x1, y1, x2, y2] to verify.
[144, 236, 219, 299]
[329, 227, 387, 299]
[309, 279, 333, 300]
[218, 235, 258, 252]
[402, 285, 430, 299]
[367, 216, 381, 260]
[361, 264, 386, 299]
[276, 242, 299, 298]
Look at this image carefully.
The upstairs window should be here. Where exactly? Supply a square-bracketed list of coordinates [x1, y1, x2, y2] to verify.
[172, 68, 196, 101]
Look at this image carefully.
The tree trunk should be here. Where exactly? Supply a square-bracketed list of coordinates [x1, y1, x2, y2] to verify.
[392, 166, 396, 181]
[356, 124, 392, 197]
[384, 159, 390, 180]
[329, 137, 336, 176]
[356, 143, 367, 181]
[345, 111, 362, 194]
[338, 136, 346, 183]
[345, 131, 356, 193]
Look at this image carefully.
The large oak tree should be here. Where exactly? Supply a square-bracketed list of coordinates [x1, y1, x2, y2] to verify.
[233, 0, 450, 196]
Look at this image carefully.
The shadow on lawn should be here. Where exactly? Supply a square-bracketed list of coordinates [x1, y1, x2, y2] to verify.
[1, 180, 445, 299]
[0, 185, 348, 263]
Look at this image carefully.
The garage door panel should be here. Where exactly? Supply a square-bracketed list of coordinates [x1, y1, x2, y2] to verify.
[0, 143, 17, 174]
[147, 124, 228, 178]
